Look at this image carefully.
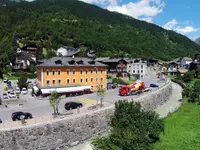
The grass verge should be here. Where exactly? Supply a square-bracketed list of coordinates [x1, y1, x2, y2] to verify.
[154, 101, 200, 150]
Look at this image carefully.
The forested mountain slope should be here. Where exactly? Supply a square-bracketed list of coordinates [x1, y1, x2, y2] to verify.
[0, 0, 200, 66]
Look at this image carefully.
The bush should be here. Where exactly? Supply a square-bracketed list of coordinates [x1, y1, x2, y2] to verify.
[92, 100, 164, 150]
[17, 76, 28, 90]
[112, 78, 128, 85]
[181, 70, 195, 83]
[4, 86, 8, 91]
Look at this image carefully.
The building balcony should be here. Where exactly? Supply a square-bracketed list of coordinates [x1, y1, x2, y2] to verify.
[168, 68, 177, 72]
[13, 65, 27, 70]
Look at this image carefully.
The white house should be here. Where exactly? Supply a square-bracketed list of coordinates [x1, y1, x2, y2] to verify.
[127, 59, 147, 80]
[180, 57, 193, 69]
[56, 46, 80, 57]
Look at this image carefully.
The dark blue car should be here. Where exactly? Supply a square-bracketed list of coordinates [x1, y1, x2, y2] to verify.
[150, 84, 159, 88]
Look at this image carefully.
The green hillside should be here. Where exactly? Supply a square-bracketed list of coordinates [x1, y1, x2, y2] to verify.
[0, 0, 200, 67]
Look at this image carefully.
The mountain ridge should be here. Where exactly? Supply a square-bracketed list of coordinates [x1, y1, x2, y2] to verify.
[0, 0, 199, 63]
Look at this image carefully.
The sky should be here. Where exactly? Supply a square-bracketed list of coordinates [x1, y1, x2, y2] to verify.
[79, 0, 200, 40]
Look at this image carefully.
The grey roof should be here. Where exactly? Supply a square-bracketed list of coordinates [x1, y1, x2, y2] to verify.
[17, 52, 35, 62]
[102, 58, 129, 63]
[182, 57, 193, 61]
[37, 57, 107, 67]
[95, 57, 110, 61]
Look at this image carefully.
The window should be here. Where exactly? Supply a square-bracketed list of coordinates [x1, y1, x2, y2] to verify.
[73, 78, 76, 84]
[52, 70, 55, 76]
[100, 69, 103, 74]
[141, 65, 143, 69]
[96, 69, 98, 74]
[80, 69, 83, 74]
[141, 75, 143, 78]
[86, 69, 88, 74]
[138, 70, 139, 74]
[67, 69, 70, 75]
[67, 79, 70, 84]
[133, 70, 135, 73]
[58, 70, 61, 75]
[86, 78, 88, 83]
[141, 70, 143, 73]
[73, 69, 76, 75]
[46, 80, 50, 85]
[46, 70, 49, 76]
[91, 69, 93, 74]
[96, 78, 98, 82]
[101, 77, 103, 82]
[101, 85, 103, 88]
[80, 78, 83, 83]
[52, 80, 55, 85]
[58, 79, 61, 85]
[91, 78, 93, 82]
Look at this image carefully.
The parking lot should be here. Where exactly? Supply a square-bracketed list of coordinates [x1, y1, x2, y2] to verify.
[0, 68, 165, 123]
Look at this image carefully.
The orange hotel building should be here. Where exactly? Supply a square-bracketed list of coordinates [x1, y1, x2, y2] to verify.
[36, 57, 107, 91]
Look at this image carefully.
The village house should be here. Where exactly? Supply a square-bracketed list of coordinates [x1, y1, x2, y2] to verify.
[180, 57, 193, 69]
[95, 58, 129, 78]
[36, 57, 107, 91]
[12, 51, 36, 70]
[127, 59, 147, 80]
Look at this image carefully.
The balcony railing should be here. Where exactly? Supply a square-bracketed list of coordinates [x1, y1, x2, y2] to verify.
[13, 66, 27, 69]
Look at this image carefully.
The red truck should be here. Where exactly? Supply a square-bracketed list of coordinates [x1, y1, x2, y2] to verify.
[119, 81, 145, 96]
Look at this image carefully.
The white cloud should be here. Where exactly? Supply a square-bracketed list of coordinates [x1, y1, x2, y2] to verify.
[162, 19, 178, 30]
[163, 19, 199, 35]
[80, 0, 165, 23]
[140, 17, 153, 23]
[106, 0, 165, 22]
[176, 26, 198, 34]
[80, 0, 118, 5]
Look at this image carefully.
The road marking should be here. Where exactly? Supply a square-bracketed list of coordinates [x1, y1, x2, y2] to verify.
[78, 98, 97, 104]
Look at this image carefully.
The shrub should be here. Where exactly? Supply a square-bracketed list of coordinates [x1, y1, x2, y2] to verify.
[4, 86, 8, 91]
[112, 78, 128, 85]
[92, 100, 164, 150]
[182, 70, 195, 83]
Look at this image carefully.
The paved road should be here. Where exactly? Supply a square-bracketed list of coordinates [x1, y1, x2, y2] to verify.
[0, 68, 163, 122]
[66, 82, 183, 150]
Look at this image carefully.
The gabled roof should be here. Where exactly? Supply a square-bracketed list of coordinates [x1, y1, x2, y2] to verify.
[95, 57, 110, 61]
[182, 57, 193, 61]
[37, 57, 107, 67]
[102, 58, 129, 63]
[17, 52, 35, 62]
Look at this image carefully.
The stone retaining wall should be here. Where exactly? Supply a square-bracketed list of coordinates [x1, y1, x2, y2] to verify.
[0, 81, 172, 150]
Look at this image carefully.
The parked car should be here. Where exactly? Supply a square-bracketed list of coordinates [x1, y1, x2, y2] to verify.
[65, 102, 83, 110]
[144, 87, 152, 92]
[0, 118, 2, 124]
[3, 78, 8, 83]
[22, 88, 27, 95]
[7, 80, 12, 86]
[8, 92, 16, 99]
[150, 84, 159, 88]
[2, 93, 8, 99]
[11, 112, 33, 121]
[8, 87, 14, 93]
[15, 87, 21, 94]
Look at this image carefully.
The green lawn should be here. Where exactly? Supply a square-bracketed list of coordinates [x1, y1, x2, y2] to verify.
[154, 101, 200, 150]
[3, 74, 18, 80]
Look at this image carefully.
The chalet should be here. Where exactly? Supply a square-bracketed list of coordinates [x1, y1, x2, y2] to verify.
[180, 57, 193, 69]
[96, 58, 129, 78]
[166, 58, 180, 75]
[12, 52, 36, 70]
[21, 44, 38, 54]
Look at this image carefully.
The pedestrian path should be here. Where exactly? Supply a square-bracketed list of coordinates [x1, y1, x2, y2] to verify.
[155, 82, 182, 118]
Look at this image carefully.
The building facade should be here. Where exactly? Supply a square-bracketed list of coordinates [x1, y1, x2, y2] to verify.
[127, 59, 147, 79]
[36, 57, 107, 91]
[180, 57, 192, 69]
